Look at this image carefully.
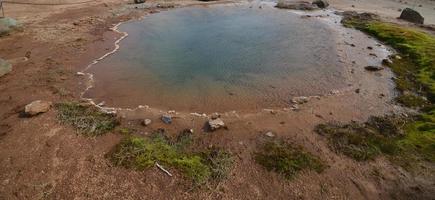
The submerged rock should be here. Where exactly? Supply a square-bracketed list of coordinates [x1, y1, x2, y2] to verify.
[208, 118, 225, 131]
[364, 66, 384, 71]
[312, 0, 329, 8]
[399, 8, 424, 24]
[25, 100, 52, 116]
[0, 59, 12, 78]
[275, 0, 318, 10]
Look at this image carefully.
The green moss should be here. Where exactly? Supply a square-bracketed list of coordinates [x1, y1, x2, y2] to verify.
[315, 115, 434, 167]
[395, 94, 428, 108]
[315, 116, 404, 161]
[342, 13, 435, 102]
[55, 102, 118, 136]
[254, 140, 326, 179]
[338, 13, 435, 167]
[108, 130, 233, 185]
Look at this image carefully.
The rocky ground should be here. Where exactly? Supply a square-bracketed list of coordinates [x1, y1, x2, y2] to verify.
[0, 0, 434, 199]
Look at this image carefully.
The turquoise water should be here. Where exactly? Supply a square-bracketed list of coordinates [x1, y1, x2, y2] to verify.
[85, 5, 345, 112]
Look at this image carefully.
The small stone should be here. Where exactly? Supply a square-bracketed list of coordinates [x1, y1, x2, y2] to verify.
[364, 66, 384, 71]
[161, 114, 172, 124]
[355, 88, 360, 93]
[211, 112, 220, 120]
[367, 46, 373, 50]
[24, 100, 52, 116]
[382, 58, 393, 65]
[291, 96, 309, 104]
[208, 118, 225, 131]
[312, 0, 329, 8]
[142, 119, 152, 126]
[265, 131, 275, 137]
[330, 90, 340, 95]
[97, 101, 105, 107]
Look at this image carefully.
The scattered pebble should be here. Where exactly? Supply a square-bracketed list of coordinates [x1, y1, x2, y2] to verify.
[142, 119, 152, 126]
[265, 131, 275, 137]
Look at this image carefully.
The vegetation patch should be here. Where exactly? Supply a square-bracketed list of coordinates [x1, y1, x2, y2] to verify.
[328, 12, 435, 167]
[254, 139, 326, 179]
[315, 115, 434, 167]
[108, 130, 233, 185]
[55, 102, 118, 136]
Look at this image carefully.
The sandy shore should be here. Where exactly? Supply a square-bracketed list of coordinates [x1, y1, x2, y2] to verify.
[0, 0, 434, 199]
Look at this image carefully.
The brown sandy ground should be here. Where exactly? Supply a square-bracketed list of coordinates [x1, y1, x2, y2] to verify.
[0, 0, 434, 199]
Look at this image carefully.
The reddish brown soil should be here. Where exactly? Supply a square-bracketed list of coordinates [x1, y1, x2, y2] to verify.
[0, 0, 434, 199]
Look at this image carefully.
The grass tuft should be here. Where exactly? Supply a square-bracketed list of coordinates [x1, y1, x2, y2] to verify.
[254, 139, 326, 179]
[55, 102, 118, 136]
[108, 130, 232, 185]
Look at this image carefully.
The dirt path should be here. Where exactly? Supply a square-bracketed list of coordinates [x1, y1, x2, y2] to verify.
[0, 0, 434, 199]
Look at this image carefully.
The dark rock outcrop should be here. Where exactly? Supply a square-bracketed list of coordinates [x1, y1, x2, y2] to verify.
[275, 0, 318, 10]
[312, 0, 329, 8]
[399, 8, 424, 24]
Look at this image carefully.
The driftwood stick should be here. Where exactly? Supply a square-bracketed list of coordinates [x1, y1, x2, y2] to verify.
[155, 162, 173, 177]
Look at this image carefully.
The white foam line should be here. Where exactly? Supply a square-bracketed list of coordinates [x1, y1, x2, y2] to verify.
[78, 22, 129, 114]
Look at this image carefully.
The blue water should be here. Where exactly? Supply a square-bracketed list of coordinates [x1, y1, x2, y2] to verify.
[85, 5, 345, 112]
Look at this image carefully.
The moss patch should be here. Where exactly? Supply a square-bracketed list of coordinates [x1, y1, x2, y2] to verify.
[254, 139, 326, 179]
[334, 12, 435, 167]
[315, 115, 434, 167]
[55, 102, 118, 136]
[315, 116, 406, 161]
[108, 130, 233, 185]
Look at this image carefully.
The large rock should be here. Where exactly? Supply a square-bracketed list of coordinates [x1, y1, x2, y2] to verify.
[275, 0, 318, 10]
[25, 100, 52, 116]
[399, 8, 424, 24]
[208, 118, 225, 131]
[0, 59, 12, 77]
[0, 18, 19, 36]
[312, 0, 329, 8]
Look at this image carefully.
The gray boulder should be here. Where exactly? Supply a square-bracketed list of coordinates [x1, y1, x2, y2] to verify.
[312, 0, 329, 8]
[25, 100, 52, 116]
[399, 8, 424, 24]
[0, 58, 12, 77]
[275, 0, 318, 10]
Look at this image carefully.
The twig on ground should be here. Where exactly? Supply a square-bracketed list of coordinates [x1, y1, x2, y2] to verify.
[155, 162, 173, 177]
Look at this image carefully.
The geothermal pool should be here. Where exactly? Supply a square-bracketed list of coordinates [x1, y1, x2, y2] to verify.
[84, 5, 346, 112]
